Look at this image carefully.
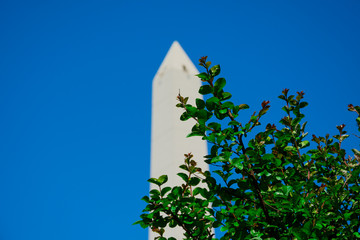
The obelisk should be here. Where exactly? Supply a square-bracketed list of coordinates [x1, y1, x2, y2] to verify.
[150, 41, 209, 239]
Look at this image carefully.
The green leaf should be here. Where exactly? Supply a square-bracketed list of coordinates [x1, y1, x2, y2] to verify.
[276, 176, 283, 180]
[228, 120, 239, 126]
[221, 92, 232, 100]
[284, 146, 296, 151]
[291, 228, 307, 240]
[177, 172, 188, 182]
[259, 170, 271, 177]
[222, 101, 234, 109]
[214, 110, 227, 120]
[214, 78, 226, 92]
[185, 105, 198, 117]
[199, 85, 213, 95]
[161, 186, 171, 196]
[133, 220, 148, 228]
[189, 177, 201, 186]
[299, 101, 308, 108]
[303, 221, 312, 235]
[238, 104, 249, 110]
[197, 109, 208, 123]
[299, 140, 310, 148]
[196, 72, 210, 80]
[231, 158, 243, 170]
[141, 196, 150, 203]
[281, 106, 290, 116]
[210, 65, 220, 76]
[172, 186, 182, 196]
[196, 98, 206, 109]
[282, 185, 293, 196]
[219, 109, 227, 114]
[150, 189, 160, 196]
[187, 132, 204, 137]
[158, 175, 168, 185]
[208, 122, 221, 131]
[259, 107, 269, 117]
[275, 158, 282, 167]
[193, 187, 202, 196]
[206, 97, 220, 111]
[352, 148, 360, 156]
[179, 164, 188, 171]
[180, 112, 191, 121]
[147, 178, 161, 186]
[262, 154, 274, 160]
[206, 97, 220, 105]
[339, 134, 349, 142]
[211, 156, 226, 163]
[278, 95, 286, 100]
[205, 133, 215, 143]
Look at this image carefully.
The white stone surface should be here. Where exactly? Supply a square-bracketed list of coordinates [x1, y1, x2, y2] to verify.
[150, 41, 209, 240]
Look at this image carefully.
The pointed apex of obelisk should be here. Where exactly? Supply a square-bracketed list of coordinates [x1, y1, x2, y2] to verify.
[154, 41, 199, 80]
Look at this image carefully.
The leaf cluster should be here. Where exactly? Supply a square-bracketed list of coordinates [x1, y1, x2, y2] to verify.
[136, 57, 360, 239]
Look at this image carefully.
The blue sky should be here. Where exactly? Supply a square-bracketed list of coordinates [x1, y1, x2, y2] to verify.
[1, 1, 359, 239]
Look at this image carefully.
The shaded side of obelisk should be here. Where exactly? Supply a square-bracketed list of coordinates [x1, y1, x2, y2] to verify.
[150, 41, 209, 240]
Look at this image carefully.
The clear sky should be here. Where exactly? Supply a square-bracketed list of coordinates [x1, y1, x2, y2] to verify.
[1, 1, 359, 239]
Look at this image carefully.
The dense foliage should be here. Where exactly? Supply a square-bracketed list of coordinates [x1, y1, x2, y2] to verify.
[135, 57, 360, 239]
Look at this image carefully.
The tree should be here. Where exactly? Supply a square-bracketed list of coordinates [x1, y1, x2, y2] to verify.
[135, 57, 360, 239]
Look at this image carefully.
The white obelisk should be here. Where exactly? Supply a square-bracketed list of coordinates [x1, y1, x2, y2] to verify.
[150, 41, 209, 240]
